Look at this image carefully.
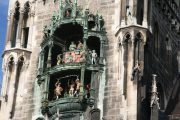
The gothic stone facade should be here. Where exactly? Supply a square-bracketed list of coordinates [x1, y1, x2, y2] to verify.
[0, 0, 180, 120]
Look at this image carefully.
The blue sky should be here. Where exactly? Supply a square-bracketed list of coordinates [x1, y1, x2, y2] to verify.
[0, 0, 9, 88]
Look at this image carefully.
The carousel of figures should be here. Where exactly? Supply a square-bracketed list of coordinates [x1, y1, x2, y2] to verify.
[54, 75, 91, 99]
[56, 41, 85, 64]
[54, 81, 63, 99]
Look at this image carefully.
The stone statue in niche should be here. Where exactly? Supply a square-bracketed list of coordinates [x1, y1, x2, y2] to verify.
[65, 9, 71, 17]
[126, 5, 133, 24]
[74, 78, 81, 96]
[132, 61, 141, 80]
[43, 25, 50, 38]
[69, 41, 76, 51]
[57, 54, 63, 65]
[54, 81, 63, 99]
[91, 50, 97, 64]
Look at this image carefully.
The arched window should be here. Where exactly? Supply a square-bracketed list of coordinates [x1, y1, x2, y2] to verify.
[10, 57, 24, 118]
[22, 2, 30, 48]
[5, 57, 15, 102]
[11, 1, 20, 48]
[123, 33, 131, 95]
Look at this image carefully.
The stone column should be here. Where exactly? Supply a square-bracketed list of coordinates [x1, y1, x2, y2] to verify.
[1, 65, 9, 99]
[143, 0, 148, 26]
[126, 33, 137, 120]
[121, 0, 126, 26]
[6, 11, 14, 49]
[8, 62, 18, 119]
[47, 42, 53, 68]
[84, 9, 89, 29]
[27, 12, 35, 49]
[177, 51, 180, 73]
[80, 66, 85, 92]
[38, 51, 45, 76]
[83, 37, 87, 50]
[148, 0, 153, 31]
[133, 0, 137, 24]
[150, 74, 159, 120]
[44, 75, 50, 100]
[16, 9, 24, 48]
[99, 39, 105, 64]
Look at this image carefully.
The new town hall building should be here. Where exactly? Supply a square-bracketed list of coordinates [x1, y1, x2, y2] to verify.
[0, 0, 180, 120]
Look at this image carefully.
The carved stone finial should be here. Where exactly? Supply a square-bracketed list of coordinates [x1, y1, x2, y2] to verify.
[150, 74, 160, 109]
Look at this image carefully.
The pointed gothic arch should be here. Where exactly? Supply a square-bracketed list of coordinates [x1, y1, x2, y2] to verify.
[10, 56, 24, 119]
[21, 1, 30, 48]
[122, 32, 132, 96]
[11, 1, 20, 48]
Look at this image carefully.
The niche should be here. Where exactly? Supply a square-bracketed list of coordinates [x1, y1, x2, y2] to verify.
[48, 70, 92, 101]
[87, 36, 100, 56]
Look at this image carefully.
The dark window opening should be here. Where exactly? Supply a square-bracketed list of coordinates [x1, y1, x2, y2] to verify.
[11, 2, 20, 48]
[22, 1, 30, 48]
[88, 14, 96, 30]
[22, 27, 29, 48]
[87, 36, 100, 56]
[84, 70, 92, 98]
[54, 23, 83, 51]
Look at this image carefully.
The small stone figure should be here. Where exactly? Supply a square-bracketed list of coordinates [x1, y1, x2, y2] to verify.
[57, 54, 63, 65]
[69, 42, 76, 51]
[132, 61, 141, 79]
[150, 93, 160, 109]
[126, 5, 133, 24]
[77, 41, 83, 50]
[74, 78, 81, 96]
[69, 81, 75, 97]
[54, 81, 63, 99]
[91, 50, 97, 64]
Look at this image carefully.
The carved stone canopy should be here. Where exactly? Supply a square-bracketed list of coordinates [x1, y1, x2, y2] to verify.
[42, 0, 105, 45]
